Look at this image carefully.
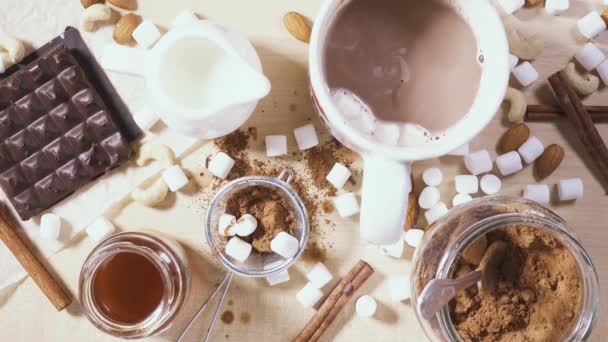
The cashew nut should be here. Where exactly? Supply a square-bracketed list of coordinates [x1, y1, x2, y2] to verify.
[135, 142, 176, 167]
[507, 25, 544, 61]
[131, 179, 169, 207]
[504, 87, 527, 123]
[0, 35, 25, 66]
[560, 62, 599, 96]
[80, 4, 112, 32]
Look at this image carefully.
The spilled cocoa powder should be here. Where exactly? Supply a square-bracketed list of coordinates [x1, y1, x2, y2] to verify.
[220, 310, 234, 324]
[450, 225, 582, 342]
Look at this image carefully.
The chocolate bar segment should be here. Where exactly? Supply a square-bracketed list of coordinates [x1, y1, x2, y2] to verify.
[0, 44, 133, 220]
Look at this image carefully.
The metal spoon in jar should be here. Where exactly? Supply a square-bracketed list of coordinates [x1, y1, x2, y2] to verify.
[417, 240, 508, 320]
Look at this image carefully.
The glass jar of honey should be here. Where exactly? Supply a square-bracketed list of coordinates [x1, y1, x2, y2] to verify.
[79, 231, 190, 338]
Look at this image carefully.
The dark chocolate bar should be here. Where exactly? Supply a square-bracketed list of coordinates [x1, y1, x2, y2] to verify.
[0, 41, 134, 220]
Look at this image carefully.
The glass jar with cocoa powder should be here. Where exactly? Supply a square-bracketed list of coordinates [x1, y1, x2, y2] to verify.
[411, 196, 599, 341]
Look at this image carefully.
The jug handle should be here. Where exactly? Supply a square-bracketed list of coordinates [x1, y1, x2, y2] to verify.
[360, 154, 412, 245]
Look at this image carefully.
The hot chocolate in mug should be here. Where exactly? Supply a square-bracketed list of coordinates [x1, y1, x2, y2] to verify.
[309, 0, 510, 245]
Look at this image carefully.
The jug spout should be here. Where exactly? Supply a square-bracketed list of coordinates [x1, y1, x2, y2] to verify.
[230, 65, 272, 105]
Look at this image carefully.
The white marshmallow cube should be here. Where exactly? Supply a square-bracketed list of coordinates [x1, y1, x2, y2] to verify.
[509, 54, 519, 71]
[496, 151, 523, 176]
[425, 201, 448, 225]
[404, 228, 425, 248]
[558, 178, 584, 201]
[545, 0, 569, 15]
[270, 232, 299, 258]
[234, 214, 257, 237]
[218, 214, 237, 236]
[523, 184, 550, 205]
[389, 276, 411, 301]
[306, 262, 333, 288]
[132, 21, 161, 49]
[518, 136, 544, 163]
[448, 143, 470, 156]
[455, 175, 479, 194]
[208, 152, 235, 179]
[452, 193, 473, 207]
[294, 124, 319, 150]
[296, 282, 324, 308]
[172, 9, 199, 27]
[265, 135, 288, 157]
[497, 0, 525, 14]
[162, 165, 189, 192]
[356, 295, 377, 317]
[225, 237, 252, 262]
[464, 150, 493, 175]
[575, 43, 606, 71]
[373, 121, 400, 145]
[40, 213, 61, 240]
[422, 167, 443, 186]
[480, 174, 502, 195]
[380, 239, 404, 258]
[333, 192, 360, 217]
[326, 163, 351, 189]
[264, 261, 290, 286]
[512, 62, 539, 87]
[100, 44, 147, 75]
[418, 186, 441, 209]
[577, 11, 606, 39]
[596, 60, 608, 85]
[86, 217, 116, 242]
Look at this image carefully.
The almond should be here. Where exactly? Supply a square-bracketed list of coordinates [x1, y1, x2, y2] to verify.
[81, 0, 104, 8]
[113, 13, 141, 45]
[283, 12, 312, 43]
[525, 0, 543, 6]
[498, 123, 530, 153]
[535, 144, 564, 179]
[108, 0, 135, 10]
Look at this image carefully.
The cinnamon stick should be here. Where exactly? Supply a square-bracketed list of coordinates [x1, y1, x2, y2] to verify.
[294, 260, 374, 342]
[526, 104, 608, 122]
[548, 72, 608, 193]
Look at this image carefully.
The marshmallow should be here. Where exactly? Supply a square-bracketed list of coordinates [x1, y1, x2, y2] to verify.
[86, 217, 116, 242]
[333, 192, 360, 217]
[373, 121, 400, 145]
[418, 186, 441, 209]
[296, 282, 324, 308]
[575, 43, 606, 71]
[512, 62, 539, 87]
[509, 54, 519, 71]
[497, 0, 524, 14]
[464, 150, 493, 175]
[596, 59, 608, 85]
[132, 21, 161, 49]
[218, 214, 237, 236]
[518, 136, 544, 163]
[208, 152, 235, 179]
[545, 0, 569, 15]
[162, 165, 189, 192]
[225, 237, 252, 262]
[356, 295, 377, 317]
[380, 239, 404, 258]
[234, 214, 257, 237]
[425, 201, 448, 225]
[455, 175, 479, 194]
[270, 232, 299, 258]
[448, 143, 470, 156]
[40, 213, 61, 240]
[264, 261, 290, 286]
[389, 275, 411, 301]
[496, 151, 523, 176]
[404, 228, 425, 248]
[558, 178, 584, 201]
[306, 262, 333, 288]
[422, 167, 443, 186]
[294, 124, 319, 150]
[265, 135, 288, 157]
[100, 44, 147, 75]
[480, 174, 502, 195]
[577, 11, 606, 40]
[452, 193, 473, 207]
[133, 107, 159, 131]
[326, 163, 351, 189]
[523, 184, 550, 205]
[172, 9, 199, 27]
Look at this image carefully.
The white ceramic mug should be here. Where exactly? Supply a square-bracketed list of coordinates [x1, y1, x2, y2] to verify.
[309, 0, 509, 245]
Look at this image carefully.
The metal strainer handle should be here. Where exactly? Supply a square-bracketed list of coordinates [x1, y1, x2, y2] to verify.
[277, 169, 294, 184]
